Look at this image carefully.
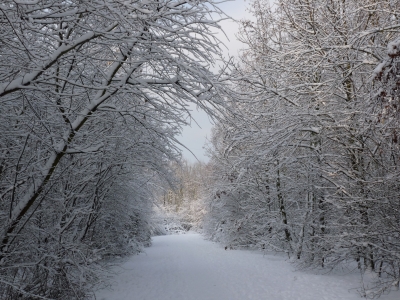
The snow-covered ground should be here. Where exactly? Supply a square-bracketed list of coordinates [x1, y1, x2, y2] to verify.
[96, 234, 399, 300]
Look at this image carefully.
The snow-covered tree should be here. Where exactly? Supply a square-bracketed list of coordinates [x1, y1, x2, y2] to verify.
[204, 0, 400, 297]
[0, 0, 229, 298]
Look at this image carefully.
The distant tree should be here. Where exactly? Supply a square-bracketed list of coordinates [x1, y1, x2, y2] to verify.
[158, 160, 210, 231]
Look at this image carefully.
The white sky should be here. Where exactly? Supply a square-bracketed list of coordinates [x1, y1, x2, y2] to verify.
[177, 0, 253, 163]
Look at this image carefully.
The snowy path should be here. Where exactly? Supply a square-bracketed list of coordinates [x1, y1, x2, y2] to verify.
[96, 234, 398, 300]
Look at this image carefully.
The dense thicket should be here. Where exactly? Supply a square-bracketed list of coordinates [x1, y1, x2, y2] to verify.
[0, 0, 228, 298]
[204, 0, 400, 297]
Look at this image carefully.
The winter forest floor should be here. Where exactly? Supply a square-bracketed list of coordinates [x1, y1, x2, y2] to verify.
[96, 234, 399, 300]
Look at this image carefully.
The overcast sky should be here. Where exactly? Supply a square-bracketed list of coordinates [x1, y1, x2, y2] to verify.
[177, 0, 253, 163]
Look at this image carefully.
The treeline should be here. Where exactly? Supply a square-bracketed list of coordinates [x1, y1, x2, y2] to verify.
[204, 0, 400, 298]
[0, 0, 227, 299]
[158, 161, 210, 231]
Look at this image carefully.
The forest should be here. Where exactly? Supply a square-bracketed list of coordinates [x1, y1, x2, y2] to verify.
[0, 0, 400, 299]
